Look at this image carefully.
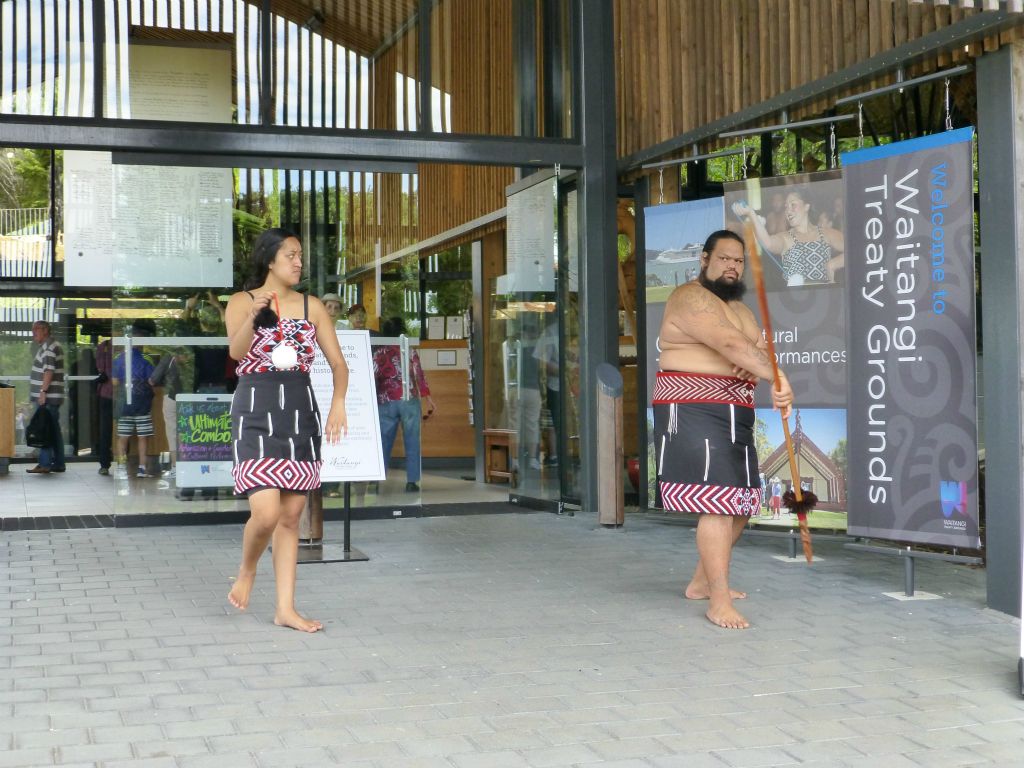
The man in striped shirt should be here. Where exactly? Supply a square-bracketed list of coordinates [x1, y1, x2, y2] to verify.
[27, 320, 65, 474]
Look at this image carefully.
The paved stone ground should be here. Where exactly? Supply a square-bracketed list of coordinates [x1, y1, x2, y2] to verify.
[2, 511, 1023, 768]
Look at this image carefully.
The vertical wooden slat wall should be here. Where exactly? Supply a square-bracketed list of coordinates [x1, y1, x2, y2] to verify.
[615, 0, 1024, 159]
[364, 14, 413, 271]
[416, 0, 514, 243]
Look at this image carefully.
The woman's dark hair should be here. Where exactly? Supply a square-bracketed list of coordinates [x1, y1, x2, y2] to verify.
[784, 187, 818, 226]
[244, 228, 299, 329]
[382, 316, 406, 336]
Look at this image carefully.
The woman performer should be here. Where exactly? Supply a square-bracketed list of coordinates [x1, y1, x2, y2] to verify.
[733, 187, 844, 286]
[225, 228, 349, 632]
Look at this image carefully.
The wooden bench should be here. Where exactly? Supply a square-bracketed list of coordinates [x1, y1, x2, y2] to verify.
[482, 428, 516, 483]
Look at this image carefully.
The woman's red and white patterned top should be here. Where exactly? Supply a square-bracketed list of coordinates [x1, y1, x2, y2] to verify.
[235, 319, 318, 375]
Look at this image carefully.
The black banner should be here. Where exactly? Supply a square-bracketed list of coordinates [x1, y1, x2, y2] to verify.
[843, 128, 979, 547]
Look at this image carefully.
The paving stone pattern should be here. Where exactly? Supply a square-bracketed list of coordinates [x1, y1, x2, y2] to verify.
[2, 511, 1023, 767]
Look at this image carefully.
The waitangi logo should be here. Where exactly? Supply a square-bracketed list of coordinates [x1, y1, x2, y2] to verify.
[939, 480, 967, 518]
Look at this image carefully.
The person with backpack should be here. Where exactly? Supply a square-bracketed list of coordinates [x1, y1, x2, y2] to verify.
[25, 320, 66, 475]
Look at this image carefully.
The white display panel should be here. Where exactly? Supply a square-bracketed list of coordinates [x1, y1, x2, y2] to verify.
[501, 176, 557, 294]
[311, 330, 386, 482]
[63, 44, 233, 288]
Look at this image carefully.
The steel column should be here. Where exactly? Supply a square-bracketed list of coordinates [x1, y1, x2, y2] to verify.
[542, 0, 566, 138]
[91, 0, 105, 119]
[471, 240, 486, 484]
[418, 0, 433, 134]
[260, 0, 273, 125]
[978, 44, 1024, 617]
[513, 0, 539, 139]
[634, 176, 650, 510]
[575, 0, 618, 517]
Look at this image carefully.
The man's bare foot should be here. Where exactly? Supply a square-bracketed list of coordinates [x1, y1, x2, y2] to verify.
[685, 581, 746, 600]
[227, 570, 255, 610]
[273, 610, 324, 633]
[705, 602, 750, 629]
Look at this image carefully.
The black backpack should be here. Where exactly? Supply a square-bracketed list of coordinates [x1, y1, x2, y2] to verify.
[25, 405, 55, 448]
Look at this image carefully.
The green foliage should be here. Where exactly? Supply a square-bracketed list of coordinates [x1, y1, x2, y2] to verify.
[617, 233, 631, 263]
[754, 414, 774, 465]
[0, 148, 51, 210]
[829, 438, 848, 479]
[232, 207, 274, 288]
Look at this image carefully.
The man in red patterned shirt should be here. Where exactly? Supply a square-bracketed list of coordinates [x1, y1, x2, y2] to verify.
[373, 317, 436, 493]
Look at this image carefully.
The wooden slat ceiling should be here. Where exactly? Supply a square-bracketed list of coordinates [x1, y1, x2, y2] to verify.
[615, 0, 1024, 160]
[270, 0, 419, 57]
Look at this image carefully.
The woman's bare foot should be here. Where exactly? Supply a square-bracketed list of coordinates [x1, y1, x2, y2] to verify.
[227, 570, 255, 610]
[685, 580, 746, 600]
[273, 610, 323, 633]
[705, 601, 750, 629]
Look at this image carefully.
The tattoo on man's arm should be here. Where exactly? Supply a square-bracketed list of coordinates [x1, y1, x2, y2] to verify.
[746, 342, 772, 370]
[686, 290, 736, 330]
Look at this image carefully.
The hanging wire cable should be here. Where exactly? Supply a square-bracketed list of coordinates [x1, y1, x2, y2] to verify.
[944, 78, 953, 131]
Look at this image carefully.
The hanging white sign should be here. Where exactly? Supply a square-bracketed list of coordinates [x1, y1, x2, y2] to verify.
[310, 330, 385, 482]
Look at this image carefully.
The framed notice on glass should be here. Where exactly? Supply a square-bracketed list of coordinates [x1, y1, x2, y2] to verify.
[175, 394, 234, 488]
[310, 330, 385, 482]
[445, 316, 465, 339]
[426, 317, 446, 340]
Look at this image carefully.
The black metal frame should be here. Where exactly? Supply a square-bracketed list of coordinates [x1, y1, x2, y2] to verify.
[0, 116, 584, 169]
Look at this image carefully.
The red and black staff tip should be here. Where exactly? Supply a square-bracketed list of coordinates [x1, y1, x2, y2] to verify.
[782, 488, 819, 519]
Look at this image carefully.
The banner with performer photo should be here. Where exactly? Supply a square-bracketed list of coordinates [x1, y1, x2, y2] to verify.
[724, 171, 850, 530]
[842, 127, 979, 548]
[642, 188, 848, 528]
[723, 170, 848, 411]
[643, 198, 725, 503]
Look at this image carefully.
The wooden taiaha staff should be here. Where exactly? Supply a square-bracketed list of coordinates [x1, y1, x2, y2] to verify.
[741, 219, 816, 563]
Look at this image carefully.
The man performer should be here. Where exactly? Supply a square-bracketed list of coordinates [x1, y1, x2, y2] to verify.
[653, 230, 792, 629]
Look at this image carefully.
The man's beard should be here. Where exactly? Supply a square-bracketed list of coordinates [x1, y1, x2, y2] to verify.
[699, 268, 747, 302]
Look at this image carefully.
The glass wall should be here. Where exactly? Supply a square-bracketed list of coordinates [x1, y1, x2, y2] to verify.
[486, 173, 565, 507]
[558, 186, 582, 503]
[99, 162, 376, 516]
[1, 0, 574, 139]
[0, 0, 98, 117]
[0, 157, 589, 520]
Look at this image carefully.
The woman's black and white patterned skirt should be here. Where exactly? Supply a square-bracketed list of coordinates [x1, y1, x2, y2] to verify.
[231, 370, 322, 496]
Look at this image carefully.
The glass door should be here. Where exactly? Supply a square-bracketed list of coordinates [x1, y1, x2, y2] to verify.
[495, 171, 563, 508]
[556, 185, 582, 506]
